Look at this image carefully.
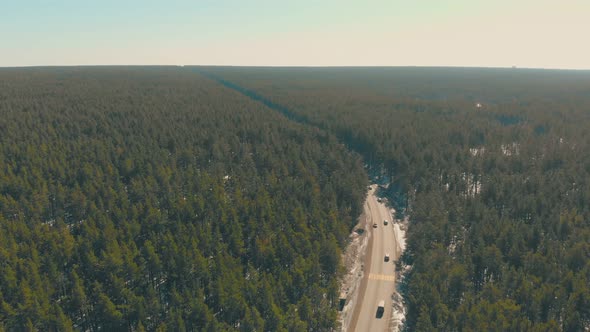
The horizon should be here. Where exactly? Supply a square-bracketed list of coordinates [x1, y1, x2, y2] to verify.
[2, 65, 590, 72]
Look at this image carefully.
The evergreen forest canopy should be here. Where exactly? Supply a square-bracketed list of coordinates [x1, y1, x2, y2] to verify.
[203, 66, 590, 331]
[0, 66, 589, 331]
[0, 67, 367, 331]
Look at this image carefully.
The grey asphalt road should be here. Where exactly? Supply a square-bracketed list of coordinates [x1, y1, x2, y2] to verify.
[349, 185, 399, 332]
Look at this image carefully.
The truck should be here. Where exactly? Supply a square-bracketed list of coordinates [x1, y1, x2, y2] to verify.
[376, 300, 385, 318]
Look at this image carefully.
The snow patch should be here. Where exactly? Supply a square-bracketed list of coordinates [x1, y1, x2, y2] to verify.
[392, 223, 406, 253]
[462, 172, 482, 197]
[501, 142, 520, 156]
[389, 290, 406, 331]
[338, 212, 370, 331]
[469, 147, 485, 157]
[390, 215, 409, 332]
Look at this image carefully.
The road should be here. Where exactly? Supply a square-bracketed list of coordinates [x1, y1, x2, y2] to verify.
[349, 184, 400, 332]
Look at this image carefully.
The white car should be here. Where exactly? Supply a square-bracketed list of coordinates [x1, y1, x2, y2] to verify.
[384, 253, 390, 262]
[383, 219, 388, 225]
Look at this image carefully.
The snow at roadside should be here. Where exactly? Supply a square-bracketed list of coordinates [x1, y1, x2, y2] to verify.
[389, 215, 408, 332]
[338, 210, 371, 331]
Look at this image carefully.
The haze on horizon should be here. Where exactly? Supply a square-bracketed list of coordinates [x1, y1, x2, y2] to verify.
[2, 0, 589, 69]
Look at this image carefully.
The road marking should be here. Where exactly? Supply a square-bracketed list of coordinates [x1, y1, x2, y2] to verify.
[368, 273, 396, 282]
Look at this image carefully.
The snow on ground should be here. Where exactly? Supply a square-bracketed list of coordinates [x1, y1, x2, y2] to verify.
[389, 215, 408, 332]
[469, 147, 485, 157]
[393, 223, 406, 253]
[462, 172, 482, 197]
[338, 210, 371, 331]
[501, 142, 520, 156]
[390, 290, 406, 332]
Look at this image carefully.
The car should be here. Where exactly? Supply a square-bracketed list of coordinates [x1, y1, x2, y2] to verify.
[383, 219, 388, 225]
[384, 253, 390, 262]
[373, 223, 378, 228]
[377, 197, 382, 203]
[376, 300, 385, 318]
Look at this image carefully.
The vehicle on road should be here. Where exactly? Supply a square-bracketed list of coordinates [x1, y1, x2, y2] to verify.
[377, 197, 382, 203]
[338, 292, 347, 311]
[384, 253, 390, 262]
[383, 219, 388, 225]
[373, 223, 378, 228]
[376, 300, 385, 318]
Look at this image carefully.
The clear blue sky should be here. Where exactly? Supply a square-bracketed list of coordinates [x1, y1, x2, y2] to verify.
[2, 0, 589, 68]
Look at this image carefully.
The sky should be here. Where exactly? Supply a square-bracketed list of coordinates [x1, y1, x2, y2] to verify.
[1, 0, 589, 69]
